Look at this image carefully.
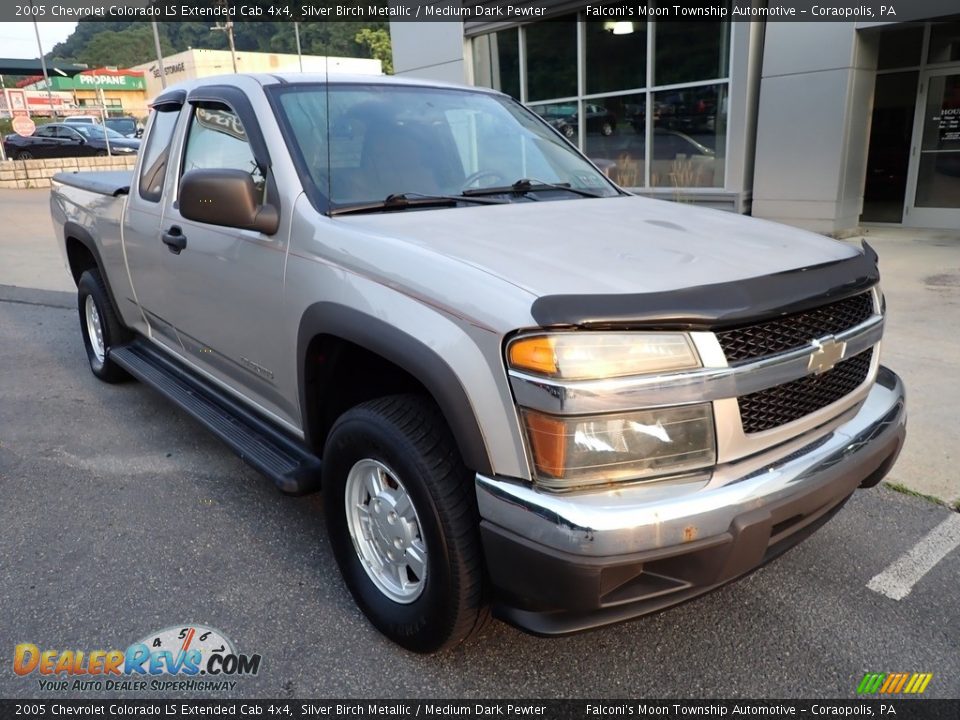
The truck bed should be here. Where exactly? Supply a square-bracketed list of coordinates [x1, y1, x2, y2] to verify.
[53, 170, 132, 197]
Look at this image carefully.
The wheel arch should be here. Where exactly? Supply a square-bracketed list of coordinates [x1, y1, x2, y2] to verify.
[62, 221, 125, 321]
[297, 302, 493, 476]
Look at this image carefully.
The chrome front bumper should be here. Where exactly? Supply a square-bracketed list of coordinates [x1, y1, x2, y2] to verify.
[476, 366, 905, 634]
[478, 366, 905, 559]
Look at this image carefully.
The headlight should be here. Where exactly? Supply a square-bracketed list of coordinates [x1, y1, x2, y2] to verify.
[507, 332, 700, 380]
[520, 404, 716, 491]
[508, 331, 714, 490]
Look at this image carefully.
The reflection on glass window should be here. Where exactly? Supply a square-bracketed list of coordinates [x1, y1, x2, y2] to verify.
[584, 94, 646, 187]
[183, 106, 265, 194]
[472, 28, 520, 100]
[654, 5, 730, 85]
[651, 85, 727, 188]
[585, 17, 647, 94]
[928, 22, 960, 64]
[526, 18, 577, 101]
[530, 102, 579, 141]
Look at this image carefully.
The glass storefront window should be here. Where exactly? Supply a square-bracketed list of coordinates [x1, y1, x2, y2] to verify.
[654, 10, 729, 85]
[877, 25, 924, 69]
[583, 94, 646, 187]
[472, 29, 520, 100]
[526, 17, 578, 101]
[928, 22, 960, 64]
[529, 102, 579, 141]
[650, 84, 727, 188]
[471, 14, 732, 189]
[585, 18, 647, 94]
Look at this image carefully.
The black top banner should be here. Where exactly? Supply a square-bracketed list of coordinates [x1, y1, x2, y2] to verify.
[3, 700, 960, 720]
[4, 0, 959, 24]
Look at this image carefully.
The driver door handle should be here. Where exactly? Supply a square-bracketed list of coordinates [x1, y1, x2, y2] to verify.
[162, 225, 187, 254]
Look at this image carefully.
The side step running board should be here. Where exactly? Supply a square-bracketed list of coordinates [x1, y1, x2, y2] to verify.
[111, 340, 321, 495]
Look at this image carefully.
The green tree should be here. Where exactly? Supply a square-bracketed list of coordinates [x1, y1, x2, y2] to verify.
[78, 26, 175, 68]
[355, 28, 392, 74]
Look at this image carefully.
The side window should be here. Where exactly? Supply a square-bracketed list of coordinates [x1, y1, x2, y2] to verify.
[138, 108, 182, 203]
[55, 127, 81, 141]
[182, 104, 265, 195]
[34, 126, 57, 138]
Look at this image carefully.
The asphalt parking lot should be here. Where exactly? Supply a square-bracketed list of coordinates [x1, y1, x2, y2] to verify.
[1, 189, 958, 699]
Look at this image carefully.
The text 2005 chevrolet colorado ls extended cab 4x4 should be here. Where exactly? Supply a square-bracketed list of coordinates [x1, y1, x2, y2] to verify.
[50, 74, 906, 652]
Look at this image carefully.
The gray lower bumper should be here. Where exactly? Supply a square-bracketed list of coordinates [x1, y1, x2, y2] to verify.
[477, 366, 906, 559]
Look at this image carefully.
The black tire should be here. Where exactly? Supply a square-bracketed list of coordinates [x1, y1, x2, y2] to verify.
[16, 151, 32, 160]
[77, 268, 130, 383]
[95, 150, 108, 157]
[323, 395, 487, 653]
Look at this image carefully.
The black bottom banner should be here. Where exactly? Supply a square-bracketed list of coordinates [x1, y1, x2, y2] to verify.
[2, 700, 959, 720]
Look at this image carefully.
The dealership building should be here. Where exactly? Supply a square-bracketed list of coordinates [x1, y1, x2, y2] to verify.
[390, 3, 960, 233]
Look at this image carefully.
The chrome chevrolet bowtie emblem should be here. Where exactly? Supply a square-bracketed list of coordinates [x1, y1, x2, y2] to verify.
[808, 336, 847, 374]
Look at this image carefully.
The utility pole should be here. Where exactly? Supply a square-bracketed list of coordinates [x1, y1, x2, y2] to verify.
[151, 21, 167, 89]
[211, 1, 238, 73]
[30, 2, 57, 117]
[294, 22, 303, 72]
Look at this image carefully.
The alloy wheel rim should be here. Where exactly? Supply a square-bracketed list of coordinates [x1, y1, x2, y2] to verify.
[344, 458, 427, 604]
[84, 295, 105, 363]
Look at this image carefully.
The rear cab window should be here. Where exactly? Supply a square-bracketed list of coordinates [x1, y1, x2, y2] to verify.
[138, 108, 182, 202]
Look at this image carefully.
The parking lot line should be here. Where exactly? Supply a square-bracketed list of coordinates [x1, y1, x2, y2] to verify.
[867, 512, 960, 601]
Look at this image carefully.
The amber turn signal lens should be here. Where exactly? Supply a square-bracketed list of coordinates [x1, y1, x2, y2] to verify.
[521, 410, 568, 478]
[508, 336, 558, 376]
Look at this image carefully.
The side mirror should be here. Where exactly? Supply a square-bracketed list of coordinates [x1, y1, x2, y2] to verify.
[179, 168, 279, 235]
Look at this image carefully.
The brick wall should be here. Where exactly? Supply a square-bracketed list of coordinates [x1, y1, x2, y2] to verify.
[0, 156, 137, 189]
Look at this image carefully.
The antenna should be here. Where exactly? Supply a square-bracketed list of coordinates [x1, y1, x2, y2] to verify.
[325, 37, 332, 207]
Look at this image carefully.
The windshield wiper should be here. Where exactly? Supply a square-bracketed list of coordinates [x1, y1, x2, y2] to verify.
[462, 178, 604, 199]
[329, 192, 505, 217]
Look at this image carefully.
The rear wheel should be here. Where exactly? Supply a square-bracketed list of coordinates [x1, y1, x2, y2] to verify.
[95, 150, 108, 157]
[323, 395, 487, 653]
[77, 268, 130, 383]
[16, 151, 32, 160]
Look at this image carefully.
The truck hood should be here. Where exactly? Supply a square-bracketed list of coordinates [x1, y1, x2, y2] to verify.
[336, 195, 861, 300]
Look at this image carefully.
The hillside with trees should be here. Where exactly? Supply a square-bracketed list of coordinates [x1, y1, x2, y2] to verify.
[47, 20, 392, 73]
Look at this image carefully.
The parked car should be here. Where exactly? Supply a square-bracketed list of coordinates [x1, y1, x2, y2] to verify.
[50, 74, 905, 653]
[4, 122, 139, 160]
[540, 103, 617, 139]
[104, 116, 143, 139]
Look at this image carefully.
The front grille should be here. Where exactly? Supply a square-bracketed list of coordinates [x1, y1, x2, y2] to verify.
[716, 292, 875, 365]
[738, 349, 873, 434]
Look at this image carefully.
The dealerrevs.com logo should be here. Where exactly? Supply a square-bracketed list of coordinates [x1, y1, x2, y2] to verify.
[13, 624, 262, 692]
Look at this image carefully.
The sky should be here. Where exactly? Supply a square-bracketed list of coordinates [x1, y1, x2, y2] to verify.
[0, 22, 77, 60]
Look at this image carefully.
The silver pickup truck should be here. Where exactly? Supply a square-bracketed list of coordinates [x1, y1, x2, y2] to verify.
[50, 73, 906, 653]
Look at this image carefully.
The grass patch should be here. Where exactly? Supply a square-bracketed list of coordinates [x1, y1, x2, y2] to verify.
[883, 481, 955, 510]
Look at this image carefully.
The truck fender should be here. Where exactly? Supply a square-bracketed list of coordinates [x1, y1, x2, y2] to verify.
[297, 302, 493, 475]
[62, 220, 124, 319]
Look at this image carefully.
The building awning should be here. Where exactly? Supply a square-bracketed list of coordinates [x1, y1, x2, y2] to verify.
[0, 58, 88, 77]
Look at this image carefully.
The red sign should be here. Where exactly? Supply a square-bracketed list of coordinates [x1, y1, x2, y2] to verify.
[12, 116, 35, 136]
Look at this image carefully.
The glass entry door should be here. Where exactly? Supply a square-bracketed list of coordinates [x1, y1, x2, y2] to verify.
[904, 67, 960, 228]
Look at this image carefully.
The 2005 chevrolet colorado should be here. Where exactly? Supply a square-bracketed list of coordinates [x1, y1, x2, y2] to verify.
[50, 74, 906, 652]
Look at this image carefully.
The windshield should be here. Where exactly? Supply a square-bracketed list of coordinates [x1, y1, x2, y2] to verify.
[73, 124, 126, 140]
[273, 84, 620, 212]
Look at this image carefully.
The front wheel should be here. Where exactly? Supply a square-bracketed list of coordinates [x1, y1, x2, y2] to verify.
[323, 395, 487, 653]
[77, 268, 130, 383]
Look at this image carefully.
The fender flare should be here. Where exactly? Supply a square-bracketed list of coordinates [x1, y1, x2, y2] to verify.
[63, 221, 124, 318]
[297, 302, 493, 475]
